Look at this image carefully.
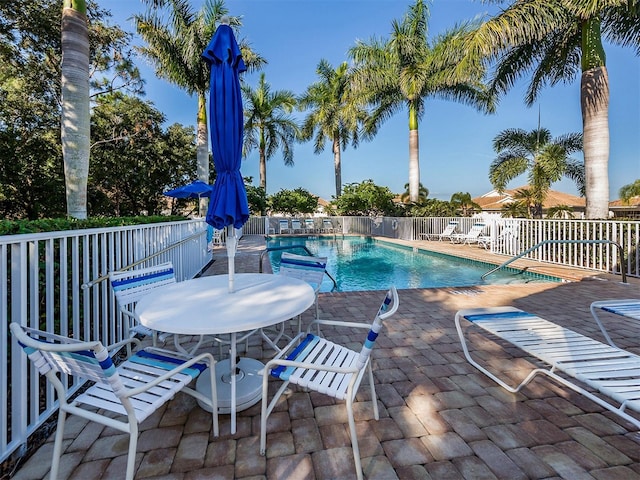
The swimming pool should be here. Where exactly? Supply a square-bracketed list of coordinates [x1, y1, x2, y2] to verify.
[266, 236, 560, 292]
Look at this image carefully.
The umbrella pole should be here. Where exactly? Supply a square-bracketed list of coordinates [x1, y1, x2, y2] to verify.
[227, 227, 237, 293]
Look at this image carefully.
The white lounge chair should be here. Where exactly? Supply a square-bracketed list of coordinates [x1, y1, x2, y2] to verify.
[304, 218, 316, 233]
[279, 219, 290, 234]
[455, 306, 640, 430]
[291, 219, 303, 233]
[260, 287, 399, 480]
[590, 299, 640, 348]
[10, 323, 218, 480]
[322, 218, 336, 233]
[450, 222, 486, 244]
[420, 220, 459, 241]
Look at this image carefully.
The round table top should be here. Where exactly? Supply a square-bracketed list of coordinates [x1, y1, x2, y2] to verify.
[135, 273, 315, 335]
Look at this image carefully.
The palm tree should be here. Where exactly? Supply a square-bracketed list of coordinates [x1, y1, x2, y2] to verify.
[501, 201, 529, 218]
[619, 179, 640, 203]
[450, 192, 481, 217]
[547, 204, 576, 219]
[135, 0, 264, 215]
[400, 182, 429, 204]
[298, 60, 367, 198]
[242, 73, 299, 193]
[466, 0, 640, 218]
[348, 0, 495, 203]
[490, 127, 584, 218]
[513, 188, 538, 218]
[61, 0, 90, 219]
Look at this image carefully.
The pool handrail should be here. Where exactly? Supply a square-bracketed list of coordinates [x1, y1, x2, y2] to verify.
[260, 245, 338, 291]
[481, 239, 627, 283]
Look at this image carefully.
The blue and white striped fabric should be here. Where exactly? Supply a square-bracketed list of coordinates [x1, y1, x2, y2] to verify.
[601, 302, 640, 321]
[356, 290, 392, 370]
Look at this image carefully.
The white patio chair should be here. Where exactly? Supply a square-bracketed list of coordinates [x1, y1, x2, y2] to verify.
[10, 323, 218, 480]
[109, 262, 178, 347]
[260, 286, 399, 480]
[279, 252, 328, 326]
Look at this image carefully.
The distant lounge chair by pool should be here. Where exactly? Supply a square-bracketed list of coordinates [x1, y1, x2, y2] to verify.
[322, 218, 336, 233]
[420, 220, 459, 241]
[450, 222, 486, 245]
[291, 219, 303, 233]
[279, 219, 290, 234]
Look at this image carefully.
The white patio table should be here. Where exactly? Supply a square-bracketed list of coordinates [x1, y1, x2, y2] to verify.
[135, 273, 315, 433]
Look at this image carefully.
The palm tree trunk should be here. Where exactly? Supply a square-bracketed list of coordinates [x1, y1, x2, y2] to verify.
[196, 93, 209, 216]
[333, 136, 342, 197]
[581, 66, 610, 219]
[408, 103, 420, 203]
[259, 129, 267, 191]
[581, 18, 610, 220]
[61, 2, 90, 219]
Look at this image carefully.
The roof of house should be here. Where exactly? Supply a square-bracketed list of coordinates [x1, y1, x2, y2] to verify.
[609, 196, 640, 209]
[472, 187, 586, 211]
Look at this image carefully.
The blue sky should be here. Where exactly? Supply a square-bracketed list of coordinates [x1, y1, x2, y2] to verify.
[110, 0, 639, 202]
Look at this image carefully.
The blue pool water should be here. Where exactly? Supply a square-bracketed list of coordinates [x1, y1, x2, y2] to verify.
[266, 236, 559, 292]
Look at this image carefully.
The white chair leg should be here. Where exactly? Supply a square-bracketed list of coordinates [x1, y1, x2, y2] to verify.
[50, 408, 67, 480]
[346, 396, 363, 480]
[125, 423, 139, 480]
[367, 361, 379, 420]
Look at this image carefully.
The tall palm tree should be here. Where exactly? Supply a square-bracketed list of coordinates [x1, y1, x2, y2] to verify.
[135, 0, 264, 215]
[242, 73, 299, 193]
[489, 127, 585, 218]
[466, 0, 640, 218]
[348, 0, 495, 203]
[298, 60, 367, 198]
[61, 0, 90, 219]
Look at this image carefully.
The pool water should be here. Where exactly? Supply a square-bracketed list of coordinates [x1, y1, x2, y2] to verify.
[266, 236, 559, 292]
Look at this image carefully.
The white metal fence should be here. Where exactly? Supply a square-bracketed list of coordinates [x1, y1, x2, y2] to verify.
[3, 215, 639, 464]
[1, 219, 210, 463]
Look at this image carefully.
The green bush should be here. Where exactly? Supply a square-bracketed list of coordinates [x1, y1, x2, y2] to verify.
[0, 216, 188, 236]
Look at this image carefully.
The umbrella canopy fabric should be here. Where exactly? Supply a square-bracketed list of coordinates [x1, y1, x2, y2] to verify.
[163, 180, 214, 199]
[202, 24, 249, 231]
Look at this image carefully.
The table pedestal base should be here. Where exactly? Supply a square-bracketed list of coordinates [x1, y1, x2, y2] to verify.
[196, 358, 264, 414]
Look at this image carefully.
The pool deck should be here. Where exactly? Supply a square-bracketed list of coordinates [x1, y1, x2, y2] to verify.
[10, 235, 640, 480]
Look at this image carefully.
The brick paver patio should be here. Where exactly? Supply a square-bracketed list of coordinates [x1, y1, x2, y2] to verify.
[10, 235, 640, 479]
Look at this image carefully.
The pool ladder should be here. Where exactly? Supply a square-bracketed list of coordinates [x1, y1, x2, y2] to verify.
[259, 245, 338, 291]
[481, 239, 627, 283]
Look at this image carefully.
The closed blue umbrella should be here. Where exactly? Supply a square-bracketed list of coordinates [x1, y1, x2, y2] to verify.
[202, 22, 249, 293]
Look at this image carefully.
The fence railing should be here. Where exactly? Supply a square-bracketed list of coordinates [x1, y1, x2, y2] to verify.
[3, 215, 639, 464]
[1, 219, 210, 463]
